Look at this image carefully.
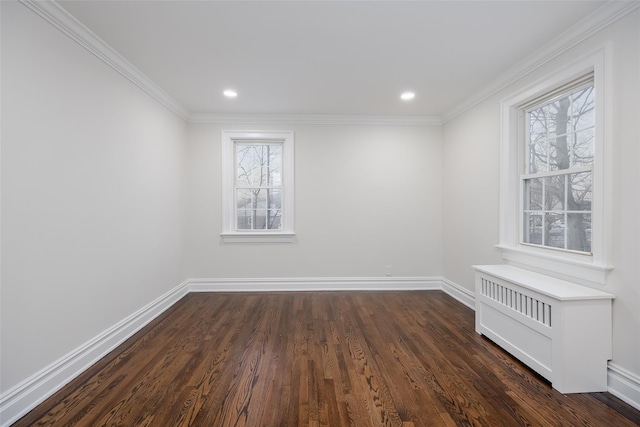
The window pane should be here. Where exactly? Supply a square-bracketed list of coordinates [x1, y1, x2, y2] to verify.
[569, 172, 592, 211]
[235, 190, 283, 230]
[236, 145, 259, 186]
[267, 145, 282, 186]
[237, 209, 252, 230]
[269, 166, 282, 186]
[236, 144, 283, 187]
[236, 189, 253, 210]
[255, 189, 266, 209]
[236, 209, 282, 230]
[235, 161, 252, 186]
[268, 189, 282, 209]
[572, 87, 594, 131]
[529, 106, 547, 135]
[552, 134, 571, 171]
[252, 210, 267, 229]
[548, 143, 559, 171]
[567, 213, 591, 252]
[524, 178, 542, 210]
[545, 213, 565, 249]
[523, 213, 543, 245]
[544, 175, 565, 211]
[528, 106, 550, 173]
[267, 210, 282, 230]
[243, 209, 281, 230]
[528, 142, 548, 173]
[549, 94, 572, 172]
[254, 189, 282, 210]
[526, 84, 594, 177]
[572, 129, 594, 167]
[267, 145, 282, 179]
[548, 97, 571, 136]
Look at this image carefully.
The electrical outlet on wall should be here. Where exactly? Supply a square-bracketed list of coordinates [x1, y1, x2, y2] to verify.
[385, 266, 392, 277]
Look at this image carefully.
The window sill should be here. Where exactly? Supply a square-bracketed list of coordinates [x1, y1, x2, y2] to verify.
[221, 232, 295, 243]
[495, 244, 613, 286]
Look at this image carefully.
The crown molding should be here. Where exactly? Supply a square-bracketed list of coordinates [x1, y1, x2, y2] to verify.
[21, 0, 638, 127]
[19, 0, 191, 121]
[441, 0, 640, 123]
[189, 113, 442, 126]
[19, 0, 440, 127]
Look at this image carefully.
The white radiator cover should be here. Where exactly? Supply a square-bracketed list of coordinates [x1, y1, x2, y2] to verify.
[473, 264, 614, 394]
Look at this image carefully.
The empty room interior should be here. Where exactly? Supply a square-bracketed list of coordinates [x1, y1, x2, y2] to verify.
[2, 0, 640, 425]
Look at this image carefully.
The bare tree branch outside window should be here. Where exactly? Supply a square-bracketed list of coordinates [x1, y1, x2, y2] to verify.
[523, 84, 594, 253]
[235, 143, 283, 230]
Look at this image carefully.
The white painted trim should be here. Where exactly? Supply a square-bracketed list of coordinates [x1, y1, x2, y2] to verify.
[0, 277, 441, 427]
[497, 46, 612, 286]
[608, 362, 640, 411]
[6, 276, 639, 425]
[0, 276, 441, 426]
[221, 130, 295, 240]
[0, 281, 190, 427]
[18, 1, 638, 127]
[187, 276, 442, 292]
[19, 0, 440, 127]
[18, 0, 190, 121]
[220, 233, 295, 243]
[440, 277, 475, 310]
[190, 113, 442, 126]
[442, 1, 639, 123]
[497, 245, 613, 287]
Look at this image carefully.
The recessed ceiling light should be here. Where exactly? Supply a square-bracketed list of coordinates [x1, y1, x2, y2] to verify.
[223, 90, 238, 98]
[401, 91, 415, 101]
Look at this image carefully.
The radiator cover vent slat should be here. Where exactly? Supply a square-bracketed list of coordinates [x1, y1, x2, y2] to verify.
[480, 277, 551, 327]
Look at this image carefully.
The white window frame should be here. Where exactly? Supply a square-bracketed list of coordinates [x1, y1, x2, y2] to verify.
[497, 46, 612, 285]
[221, 130, 294, 243]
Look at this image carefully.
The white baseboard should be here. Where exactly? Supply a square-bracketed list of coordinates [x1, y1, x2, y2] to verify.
[608, 362, 640, 411]
[4, 276, 638, 426]
[187, 276, 442, 292]
[0, 276, 439, 427]
[0, 280, 190, 427]
[440, 277, 476, 310]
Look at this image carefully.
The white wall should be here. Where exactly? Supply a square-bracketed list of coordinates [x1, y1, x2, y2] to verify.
[184, 123, 443, 279]
[442, 10, 640, 378]
[442, 100, 503, 288]
[3, 0, 639, 415]
[0, 2, 187, 393]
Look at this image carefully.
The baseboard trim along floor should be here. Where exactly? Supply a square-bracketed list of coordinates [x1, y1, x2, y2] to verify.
[1, 276, 638, 426]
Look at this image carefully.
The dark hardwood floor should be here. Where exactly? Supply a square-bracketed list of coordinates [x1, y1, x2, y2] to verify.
[13, 291, 640, 426]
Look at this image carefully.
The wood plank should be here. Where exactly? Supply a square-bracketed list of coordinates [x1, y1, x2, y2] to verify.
[12, 291, 640, 427]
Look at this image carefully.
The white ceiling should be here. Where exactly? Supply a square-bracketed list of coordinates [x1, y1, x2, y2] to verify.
[57, 0, 608, 119]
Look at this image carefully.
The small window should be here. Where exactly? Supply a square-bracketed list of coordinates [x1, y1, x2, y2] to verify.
[521, 81, 594, 254]
[235, 142, 283, 231]
[221, 131, 294, 242]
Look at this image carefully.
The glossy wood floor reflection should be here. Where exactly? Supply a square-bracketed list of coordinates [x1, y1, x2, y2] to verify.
[14, 291, 640, 426]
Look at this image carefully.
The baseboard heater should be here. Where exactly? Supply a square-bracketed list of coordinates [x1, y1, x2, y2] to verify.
[473, 264, 614, 394]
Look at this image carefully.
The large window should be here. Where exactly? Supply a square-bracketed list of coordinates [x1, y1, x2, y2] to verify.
[498, 48, 611, 285]
[522, 79, 594, 253]
[221, 131, 294, 242]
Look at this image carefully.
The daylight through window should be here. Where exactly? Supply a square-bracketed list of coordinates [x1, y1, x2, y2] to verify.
[235, 142, 283, 231]
[521, 78, 594, 254]
[221, 130, 294, 242]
